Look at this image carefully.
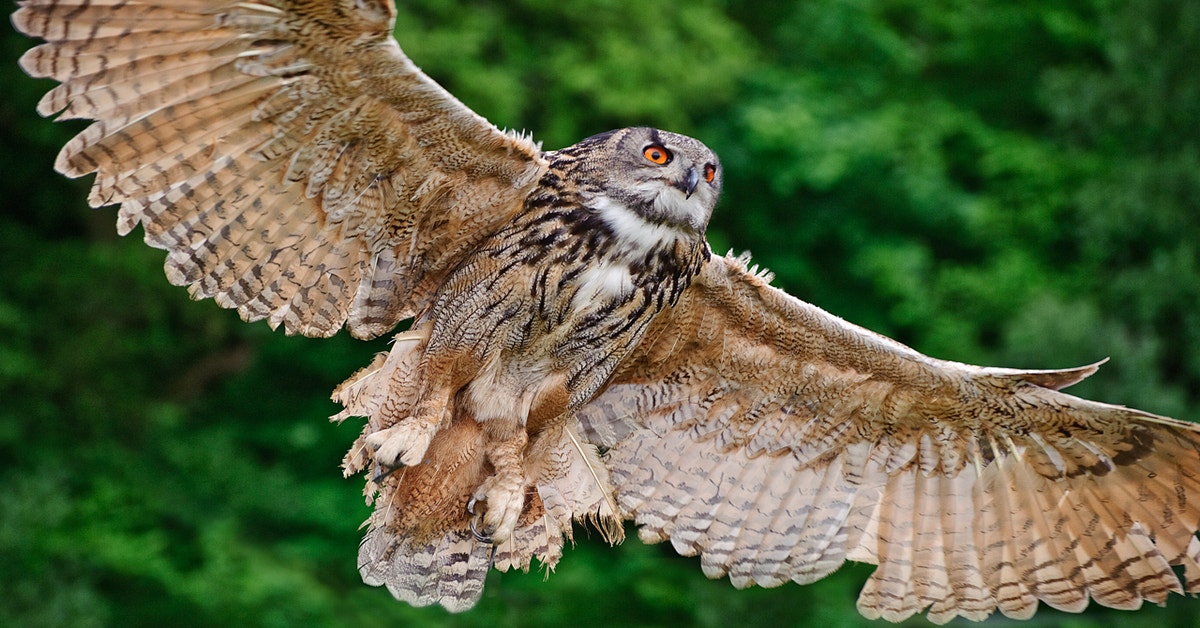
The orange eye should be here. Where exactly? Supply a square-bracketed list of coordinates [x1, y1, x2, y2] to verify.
[704, 164, 717, 183]
[643, 144, 672, 165]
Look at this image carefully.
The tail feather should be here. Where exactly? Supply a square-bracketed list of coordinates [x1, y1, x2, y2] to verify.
[353, 409, 492, 612]
[358, 526, 491, 613]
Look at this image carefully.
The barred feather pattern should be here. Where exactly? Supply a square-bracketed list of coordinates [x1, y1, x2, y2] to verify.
[576, 253, 1200, 624]
[14, 0, 547, 339]
[358, 525, 492, 613]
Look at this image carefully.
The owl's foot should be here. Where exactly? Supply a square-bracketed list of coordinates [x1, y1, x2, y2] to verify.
[468, 426, 529, 545]
[366, 418, 437, 468]
[467, 474, 525, 546]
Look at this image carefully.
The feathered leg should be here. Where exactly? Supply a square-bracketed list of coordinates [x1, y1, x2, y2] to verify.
[470, 419, 530, 545]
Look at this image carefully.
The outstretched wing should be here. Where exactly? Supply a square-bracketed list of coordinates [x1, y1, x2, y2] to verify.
[14, 0, 547, 338]
[577, 253, 1200, 624]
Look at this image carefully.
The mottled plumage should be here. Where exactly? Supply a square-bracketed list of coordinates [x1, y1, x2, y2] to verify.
[14, 0, 1200, 623]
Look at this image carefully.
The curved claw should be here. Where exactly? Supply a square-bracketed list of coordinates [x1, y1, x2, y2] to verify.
[370, 462, 401, 484]
[466, 495, 493, 543]
[469, 516, 493, 544]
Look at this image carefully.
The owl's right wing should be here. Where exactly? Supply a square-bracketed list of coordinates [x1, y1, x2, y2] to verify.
[14, 0, 548, 339]
[577, 253, 1200, 624]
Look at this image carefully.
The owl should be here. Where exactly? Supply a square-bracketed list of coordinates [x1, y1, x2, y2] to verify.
[14, 0, 1200, 623]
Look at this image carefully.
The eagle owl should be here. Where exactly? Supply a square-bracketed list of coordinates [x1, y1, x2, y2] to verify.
[14, 0, 1200, 623]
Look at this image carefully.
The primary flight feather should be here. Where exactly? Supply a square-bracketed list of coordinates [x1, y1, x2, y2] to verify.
[13, 0, 1200, 622]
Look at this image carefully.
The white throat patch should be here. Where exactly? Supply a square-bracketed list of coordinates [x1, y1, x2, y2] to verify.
[588, 193, 687, 257]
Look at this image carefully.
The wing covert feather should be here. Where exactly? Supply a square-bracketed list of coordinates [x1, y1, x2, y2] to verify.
[577, 253, 1200, 623]
[14, 0, 548, 338]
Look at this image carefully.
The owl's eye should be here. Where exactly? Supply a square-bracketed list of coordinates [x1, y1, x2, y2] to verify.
[643, 144, 672, 165]
[704, 164, 717, 183]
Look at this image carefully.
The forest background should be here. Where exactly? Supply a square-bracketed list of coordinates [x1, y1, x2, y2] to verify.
[2, 1, 1199, 626]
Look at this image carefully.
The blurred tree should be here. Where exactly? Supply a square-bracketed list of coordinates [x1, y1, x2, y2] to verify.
[1, 1, 1198, 626]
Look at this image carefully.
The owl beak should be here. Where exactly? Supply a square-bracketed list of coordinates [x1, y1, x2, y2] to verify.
[678, 167, 701, 199]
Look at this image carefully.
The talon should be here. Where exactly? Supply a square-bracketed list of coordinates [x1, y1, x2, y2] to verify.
[371, 462, 401, 484]
[469, 513, 493, 544]
[467, 495, 493, 543]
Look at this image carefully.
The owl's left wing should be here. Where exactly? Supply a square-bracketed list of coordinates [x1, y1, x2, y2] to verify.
[576, 253, 1200, 624]
[14, 0, 547, 339]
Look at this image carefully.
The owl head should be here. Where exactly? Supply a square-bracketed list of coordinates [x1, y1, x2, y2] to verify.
[569, 127, 722, 243]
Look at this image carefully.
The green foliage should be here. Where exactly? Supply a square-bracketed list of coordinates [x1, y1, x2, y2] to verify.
[2, 1, 1199, 626]
[391, 0, 754, 146]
